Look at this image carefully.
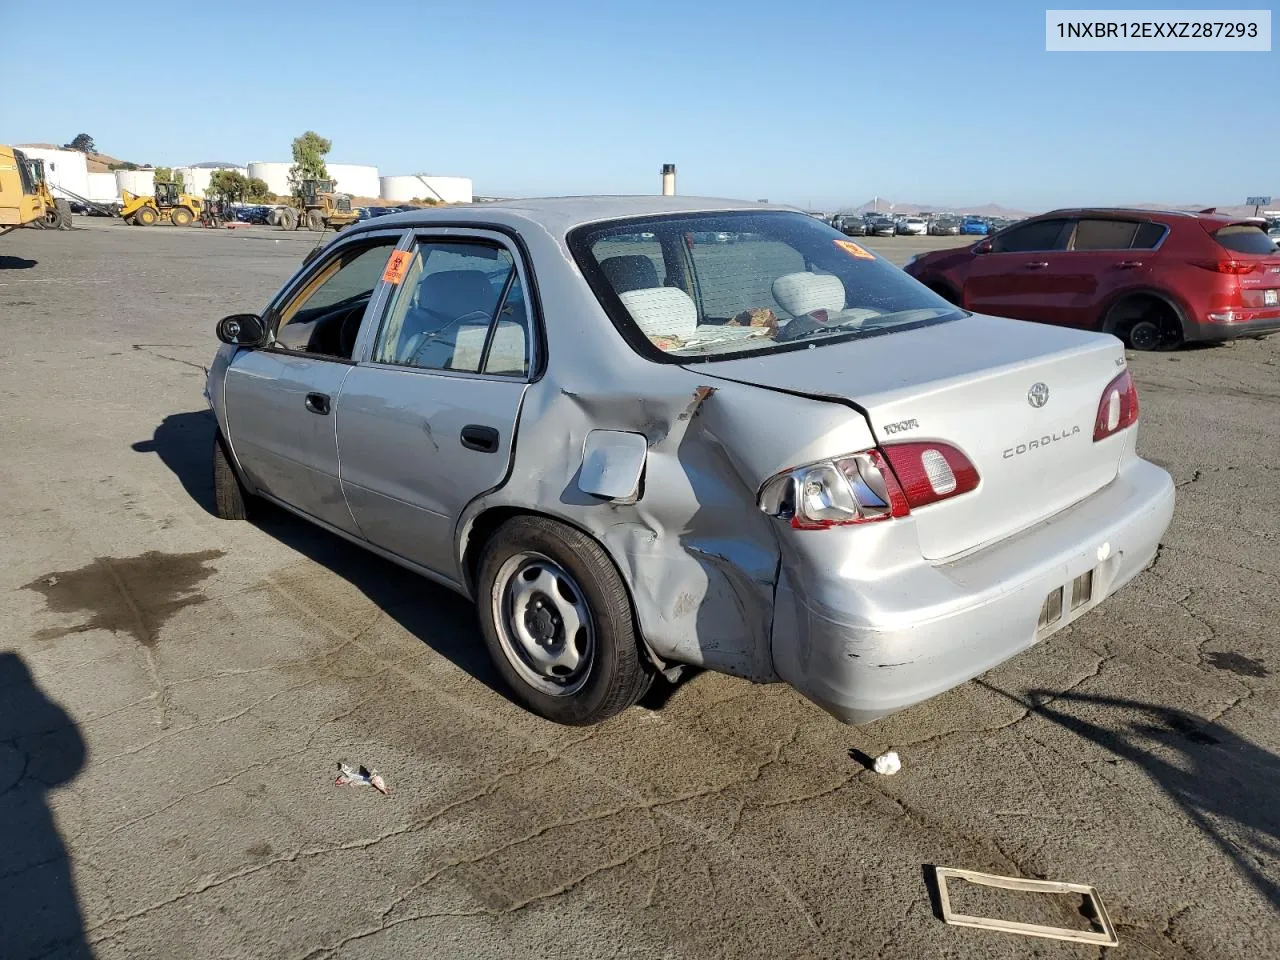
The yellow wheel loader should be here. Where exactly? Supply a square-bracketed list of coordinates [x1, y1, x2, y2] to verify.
[120, 181, 202, 226]
[1, 146, 70, 235]
[277, 178, 359, 231]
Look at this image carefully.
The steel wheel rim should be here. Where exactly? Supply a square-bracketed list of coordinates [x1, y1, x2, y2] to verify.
[492, 552, 596, 697]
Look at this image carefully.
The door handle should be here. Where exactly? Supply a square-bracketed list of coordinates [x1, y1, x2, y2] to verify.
[460, 424, 499, 453]
[1117, 260, 1144, 269]
[1024, 261, 1049, 269]
[304, 392, 331, 415]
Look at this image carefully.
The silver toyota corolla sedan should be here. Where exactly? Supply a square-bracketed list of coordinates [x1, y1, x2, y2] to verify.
[205, 197, 1175, 726]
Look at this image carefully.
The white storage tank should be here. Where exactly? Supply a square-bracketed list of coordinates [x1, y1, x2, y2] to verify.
[177, 165, 246, 196]
[17, 146, 90, 201]
[327, 164, 379, 198]
[115, 168, 157, 197]
[380, 174, 473, 204]
[246, 161, 292, 197]
[87, 172, 120, 203]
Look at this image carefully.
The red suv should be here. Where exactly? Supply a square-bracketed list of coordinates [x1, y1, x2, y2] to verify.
[903, 208, 1280, 350]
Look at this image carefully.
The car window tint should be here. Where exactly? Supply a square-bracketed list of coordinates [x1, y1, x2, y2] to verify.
[991, 218, 1070, 253]
[274, 240, 398, 358]
[1073, 219, 1139, 251]
[1132, 222, 1167, 249]
[1213, 224, 1278, 255]
[373, 242, 519, 374]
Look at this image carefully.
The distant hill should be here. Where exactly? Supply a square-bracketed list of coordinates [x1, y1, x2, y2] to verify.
[20, 142, 146, 172]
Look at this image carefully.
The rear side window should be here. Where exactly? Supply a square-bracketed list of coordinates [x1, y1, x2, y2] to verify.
[1133, 222, 1167, 249]
[991, 219, 1071, 253]
[1213, 224, 1277, 255]
[1073, 219, 1138, 250]
[373, 241, 530, 377]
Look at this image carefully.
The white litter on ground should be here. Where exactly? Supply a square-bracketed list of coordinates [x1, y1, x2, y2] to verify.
[872, 750, 902, 775]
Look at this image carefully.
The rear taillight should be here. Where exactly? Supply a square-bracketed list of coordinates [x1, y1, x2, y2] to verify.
[1093, 369, 1139, 441]
[758, 442, 979, 529]
[1192, 259, 1256, 275]
[880, 441, 980, 509]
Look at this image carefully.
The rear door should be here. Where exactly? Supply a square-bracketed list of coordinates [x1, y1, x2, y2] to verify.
[964, 218, 1073, 322]
[222, 231, 405, 535]
[336, 231, 534, 582]
[1044, 218, 1167, 329]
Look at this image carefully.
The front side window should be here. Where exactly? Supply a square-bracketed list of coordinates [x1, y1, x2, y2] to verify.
[569, 211, 960, 362]
[991, 218, 1071, 253]
[373, 241, 530, 376]
[273, 239, 398, 358]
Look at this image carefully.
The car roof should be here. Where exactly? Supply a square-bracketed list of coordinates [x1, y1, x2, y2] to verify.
[344, 195, 796, 238]
[1039, 206, 1245, 226]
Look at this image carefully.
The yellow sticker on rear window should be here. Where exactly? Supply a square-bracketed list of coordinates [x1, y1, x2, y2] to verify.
[382, 250, 412, 284]
[834, 239, 875, 260]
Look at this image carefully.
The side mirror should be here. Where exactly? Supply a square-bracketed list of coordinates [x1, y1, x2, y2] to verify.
[972, 239, 993, 255]
[216, 313, 266, 346]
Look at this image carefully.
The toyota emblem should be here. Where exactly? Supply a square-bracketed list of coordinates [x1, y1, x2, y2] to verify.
[1027, 382, 1049, 408]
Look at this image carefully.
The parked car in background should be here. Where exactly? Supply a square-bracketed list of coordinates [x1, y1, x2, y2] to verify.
[896, 216, 928, 236]
[930, 218, 960, 236]
[960, 217, 989, 235]
[833, 215, 867, 236]
[236, 205, 273, 225]
[904, 207, 1280, 349]
[206, 196, 1173, 727]
[865, 215, 897, 237]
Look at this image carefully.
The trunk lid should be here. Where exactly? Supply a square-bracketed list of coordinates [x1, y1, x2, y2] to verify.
[694, 313, 1128, 560]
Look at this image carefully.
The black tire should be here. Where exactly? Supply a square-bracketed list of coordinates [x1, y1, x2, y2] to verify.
[305, 209, 325, 231]
[278, 208, 299, 231]
[50, 199, 72, 230]
[213, 432, 252, 521]
[1125, 319, 1162, 351]
[171, 206, 194, 226]
[477, 516, 652, 725]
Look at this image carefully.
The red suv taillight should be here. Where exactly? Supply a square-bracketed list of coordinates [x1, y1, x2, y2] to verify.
[758, 442, 979, 529]
[1191, 259, 1256, 275]
[1093, 369, 1139, 442]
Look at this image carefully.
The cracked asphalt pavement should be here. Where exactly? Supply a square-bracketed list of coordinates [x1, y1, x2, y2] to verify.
[1, 221, 1276, 959]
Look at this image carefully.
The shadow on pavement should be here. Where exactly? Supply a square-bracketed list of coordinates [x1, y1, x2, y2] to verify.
[0, 255, 38, 270]
[1028, 690, 1279, 908]
[0, 653, 90, 959]
[133, 410, 508, 700]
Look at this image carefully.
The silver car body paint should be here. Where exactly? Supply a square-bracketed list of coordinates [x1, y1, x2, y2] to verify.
[207, 197, 1175, 722]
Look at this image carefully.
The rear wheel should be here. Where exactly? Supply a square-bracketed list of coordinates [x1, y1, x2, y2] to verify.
[170, 206, 194, 226]
[278, 208, 299, 231]
[477, 516, 652, 725]
[135, 205, 159, 226]
[305, 208, 325, 231]
[213, 432, 252, 520]
[1105, 295, 1182, 351]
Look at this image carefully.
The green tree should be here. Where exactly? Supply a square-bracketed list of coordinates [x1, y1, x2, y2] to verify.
[65, 133, 95, 153]
[288, 131, 331, 197]
[107, 161, 139, 171]
[153, 167, 185, 192]
[207, 169, 249, 201]
[246, 177, 273, 202]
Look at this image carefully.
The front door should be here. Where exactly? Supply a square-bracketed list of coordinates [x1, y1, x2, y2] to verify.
[963, 218, 1073, 323]
[336, 233, 534, 583]
[222, 233, 404, 534]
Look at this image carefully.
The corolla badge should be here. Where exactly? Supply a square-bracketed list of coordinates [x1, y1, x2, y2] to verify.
[1027, 382, 1050, 408]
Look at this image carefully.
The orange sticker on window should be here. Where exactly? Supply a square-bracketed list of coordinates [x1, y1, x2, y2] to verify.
[834, 239, 875, 260]
[382, 250, 412, 284]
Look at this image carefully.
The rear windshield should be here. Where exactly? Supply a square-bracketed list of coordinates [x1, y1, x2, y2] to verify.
[568, 211, 960, 362]
[1213, 224, 1277, 255]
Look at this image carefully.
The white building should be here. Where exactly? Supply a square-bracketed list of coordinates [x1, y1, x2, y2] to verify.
[379, 174, 473, 204]
[246, 161, 379, 198]
[16, 146, 90, 202]
[86, 172, 120, 203]
[115, 169, 156, 197]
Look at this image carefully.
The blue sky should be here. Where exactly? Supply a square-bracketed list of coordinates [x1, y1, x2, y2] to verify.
[2, 1, 1274, 210]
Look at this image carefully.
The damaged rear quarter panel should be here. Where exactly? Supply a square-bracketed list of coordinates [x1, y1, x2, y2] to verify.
[455, 221, 879, 682]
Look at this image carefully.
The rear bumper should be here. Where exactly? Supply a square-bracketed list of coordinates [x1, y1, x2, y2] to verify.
[1187, 313, 1280, 342]
[771, 457, 1175, 724]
